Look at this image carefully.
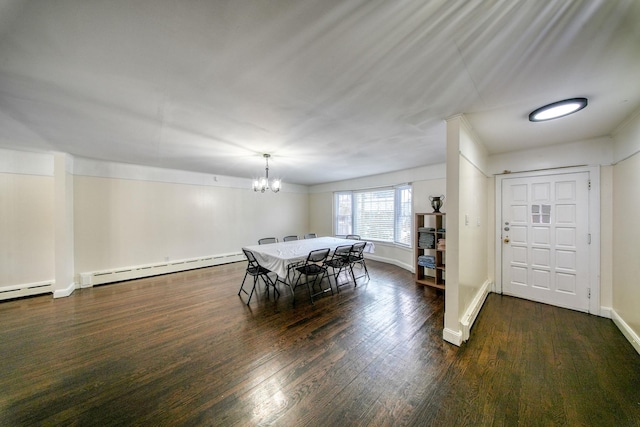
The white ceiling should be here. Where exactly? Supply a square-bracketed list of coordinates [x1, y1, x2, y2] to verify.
[1, 0, 639, 185]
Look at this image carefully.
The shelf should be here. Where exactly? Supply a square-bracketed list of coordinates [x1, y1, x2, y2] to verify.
[415, 212, 446, 290]
[415, 277, 445, 290]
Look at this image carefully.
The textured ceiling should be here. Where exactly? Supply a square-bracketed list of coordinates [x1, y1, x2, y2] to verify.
[1, 0, 639, 185]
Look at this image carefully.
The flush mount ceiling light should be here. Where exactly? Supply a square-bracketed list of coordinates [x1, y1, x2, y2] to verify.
[252, 154, 281, 193]
[529, 97, 588, 122]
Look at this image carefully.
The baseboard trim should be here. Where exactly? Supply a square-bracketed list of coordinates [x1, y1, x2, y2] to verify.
[53, 282, 77, 299]
[611, 309, 640, 356]
[599, 306, 612, 319]
[443, 327, 463, 346]
[365, 254, 413, 272]
[461, 280, 492, 341]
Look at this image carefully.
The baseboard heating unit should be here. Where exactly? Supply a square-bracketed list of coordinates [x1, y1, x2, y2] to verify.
[0, 281, 54, 301]
[80, 252, 245, 288]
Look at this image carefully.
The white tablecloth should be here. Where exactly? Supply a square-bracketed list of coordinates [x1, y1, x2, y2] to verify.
[242, 236, 374, 279]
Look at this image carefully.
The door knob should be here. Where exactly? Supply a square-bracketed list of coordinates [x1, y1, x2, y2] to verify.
[503, 237, 510, 244]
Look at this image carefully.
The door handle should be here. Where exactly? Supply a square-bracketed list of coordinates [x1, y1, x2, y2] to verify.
[503, 237, 510, 244]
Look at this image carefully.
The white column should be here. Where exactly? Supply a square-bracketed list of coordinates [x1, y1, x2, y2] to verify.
[443, 116, 461, 345]
[53, 153, 75, 297]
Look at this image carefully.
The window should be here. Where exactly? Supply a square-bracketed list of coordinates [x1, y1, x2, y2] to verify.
[395, 185, 412, 246]
[335, 192, 353, 236]
[335, 185, 412, 246]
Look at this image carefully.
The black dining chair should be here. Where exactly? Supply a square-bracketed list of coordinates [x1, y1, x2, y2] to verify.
[345, 241, 370, 284]
[258, 237, 278, 245]
[283, 235, 298, 242]
[323, 244, 353, 292]
[292, 248, 331, 304]
[303, 233, 317, 239]
[346, 234, 361, 240]
[238, 248, 278, 304]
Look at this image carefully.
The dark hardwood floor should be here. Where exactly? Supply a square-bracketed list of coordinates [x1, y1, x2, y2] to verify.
[1, 260, 639, 426]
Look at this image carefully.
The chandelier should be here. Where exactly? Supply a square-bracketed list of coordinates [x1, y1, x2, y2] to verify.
[252, 154, 281, 193]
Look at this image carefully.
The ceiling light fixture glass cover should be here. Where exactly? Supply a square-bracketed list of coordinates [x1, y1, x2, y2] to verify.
[529, 97, 588, 122]
[252, 154, 281, 193]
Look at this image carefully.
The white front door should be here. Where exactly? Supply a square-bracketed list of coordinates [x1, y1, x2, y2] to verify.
[501, 171, 590, 312]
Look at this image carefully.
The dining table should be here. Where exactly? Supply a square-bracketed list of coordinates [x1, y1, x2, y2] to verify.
[242, 236, 374, 282]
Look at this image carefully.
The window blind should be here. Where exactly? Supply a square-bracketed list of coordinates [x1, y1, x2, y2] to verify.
[395, 185, 412, 246]
[354, 189, 395, 241]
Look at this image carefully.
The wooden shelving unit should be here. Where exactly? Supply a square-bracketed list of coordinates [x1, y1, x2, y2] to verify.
[415, 212, 446, 290]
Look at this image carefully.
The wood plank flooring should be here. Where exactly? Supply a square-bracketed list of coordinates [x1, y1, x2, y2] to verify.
[1, 260, 639, 426]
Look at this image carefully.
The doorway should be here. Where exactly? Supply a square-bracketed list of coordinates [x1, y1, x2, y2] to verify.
[496, 167, 600, 313]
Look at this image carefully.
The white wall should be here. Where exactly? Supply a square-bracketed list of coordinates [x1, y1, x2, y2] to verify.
[0, 172, 55, 287]
[1, 149, 310, 293]
[0, 149, 55, 288]
[458, 156, 489, 314]
[599, 165, 613, 310]
[612, 154, 640, 333]
[458, 122, 490, 311]
[74, 177, 302, 272]
[444, 115, 491, 345]
[611, 109, 640, 352]
[413, 178, 447, 216]
[488, 136, 613, 175]
[486, 176, 496, 285]
[444, 117, 461, 345]
[309, 191, 332, 238]
[73, 158, 310, 277]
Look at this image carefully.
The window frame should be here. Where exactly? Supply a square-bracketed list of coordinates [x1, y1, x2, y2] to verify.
[334, 184, 412, 247]
[394, 184, 412, 247]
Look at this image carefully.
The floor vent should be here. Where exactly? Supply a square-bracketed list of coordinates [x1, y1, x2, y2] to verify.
[80, 252, 245, 287]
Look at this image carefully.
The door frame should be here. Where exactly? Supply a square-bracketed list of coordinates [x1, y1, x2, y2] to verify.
[494, 166, 601, 315]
